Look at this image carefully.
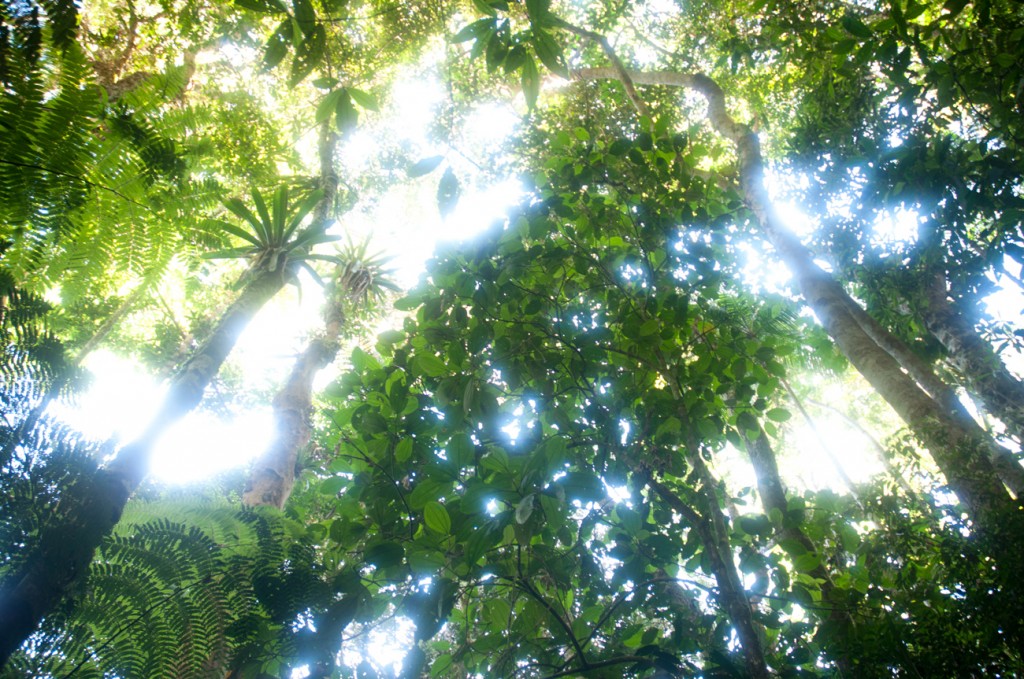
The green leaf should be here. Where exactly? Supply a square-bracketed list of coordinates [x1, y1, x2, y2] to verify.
[736, 410, 760, 434]
[452, 17, 496, 43]
[415, 353, 448, 377]
[430, 654, 454, 677]
[408, 547, 446, 574]
[290, 24, 325, 87]
[519, 55, 540, 109]
[292, 0, 317, 36]
[263, 20, 293, 71]
[271, 185, 289, 240]
[471, 0, 497, 16]
[320, 476, 345, 495]
[396, 438, 414, 462]
[448, 433, 475, 468]
[525, 0, 549, 25]
[841, 14, 873, 39]
[249, 189, 274, 243]
[224, 197, 269, 243]
[204, 219, 262, 247]
[765, 408, 791, 423]
[347, 87, 379, 111]
[364, 541, 405, 568]
[793, 553, 821, 573]
[437, 167, 461, 218]
[532, 30, 567, 77]
[408, 155, 444, 178]
[235, 0, 287, 12]
[943, 0, 969, 18]
[283, 189, 325, 241]
[335, 88, 359, 132]
[202, 246, 257, 260]
[311, 76, 339, 89]
[424, 501, 452, 534]
[316, 89, 344, 125]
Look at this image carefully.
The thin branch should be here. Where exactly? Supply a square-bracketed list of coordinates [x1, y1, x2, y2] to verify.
[554, 22, 650, 119]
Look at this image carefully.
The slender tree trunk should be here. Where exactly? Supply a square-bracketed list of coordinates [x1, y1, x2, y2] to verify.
[647, 475, 770, 679]
[572, 66, 1023, 542]
[741, 428, 858, 674]
[243, 126, 339, 509]
[0, 266, 287, 665]
[645, 346, 769, 676]
[242, 302, 344, 508]
[922, 275, 1024, 445]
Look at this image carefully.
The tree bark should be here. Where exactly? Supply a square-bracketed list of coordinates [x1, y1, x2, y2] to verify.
[242, 126, 340, 509]
[843, 285, 1024, 495]
[741, 428, 859, 673]
[572, 66, 1023, 542]
[242, 303, 344, 508]
[922, 275, 1024, 446]
[0, 265, 287, 665]
[647, 476, 770, 679]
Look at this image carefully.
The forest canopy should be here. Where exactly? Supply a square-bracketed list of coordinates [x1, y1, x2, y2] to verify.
[2, 0, 1024, 677]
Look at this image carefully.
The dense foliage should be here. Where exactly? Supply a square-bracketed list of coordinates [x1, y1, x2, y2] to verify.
[2, 0, 1023, 677]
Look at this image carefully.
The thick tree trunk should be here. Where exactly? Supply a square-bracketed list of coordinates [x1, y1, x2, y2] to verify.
[572, 67, 1023, 542]
[844, 287, 1024, 495]
[923, 276, 1024, 445]
[0, 266, 286, 665]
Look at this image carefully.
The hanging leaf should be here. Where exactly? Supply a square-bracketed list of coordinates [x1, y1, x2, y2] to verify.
[531, 29, 567, 77]
[347, 87, 379, 111]
[408, 155, 444, 177]
[452, 17, 497, 43]
[521, 55, 540, 108]
[525, 0, 550, 25]
[841, 14, 873, 39]
[471, 0, 497, 16]
[292, 0, 317, 36]
[290, 24, 325, 86]
[316, 89, 344, 125]
[235, 0, 287, 12]
[437, 167, 460, 217]
[485, 29, 508, 72]
[312, 76, 339, 89]
[335, 89, 359, 132]
[263, 20, 293, 71]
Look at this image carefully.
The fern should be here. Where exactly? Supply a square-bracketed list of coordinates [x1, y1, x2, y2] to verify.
[5, 496, 334, 679]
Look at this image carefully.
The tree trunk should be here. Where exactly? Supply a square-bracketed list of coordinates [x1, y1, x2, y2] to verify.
[741, 428, 858, 673]
[0, 265, 287, 665]
[923, 275, 1024, 446]
[242, 125, 339, 509]
[242, 302, 344, 508]
[647, 475, 770, 679]
[843, 285, 1024, 495]
[572, 67, 1023, 544]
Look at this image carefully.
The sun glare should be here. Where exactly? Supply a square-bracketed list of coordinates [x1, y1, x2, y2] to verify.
[54, 350, 275, 485]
